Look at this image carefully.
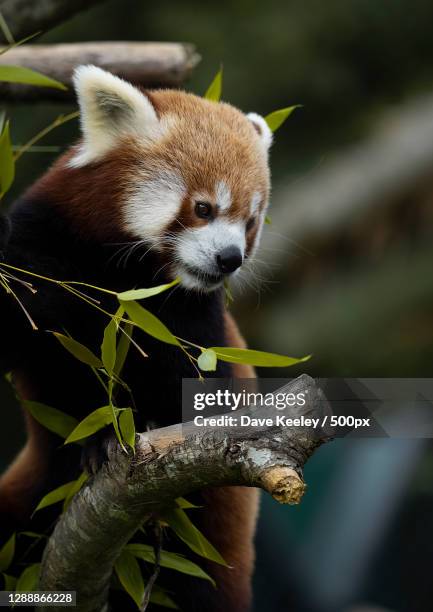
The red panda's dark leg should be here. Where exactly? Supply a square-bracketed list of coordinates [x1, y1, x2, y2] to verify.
[0, 371, 75, 542]
[199, 487, 260, 611]
[0, 412, 56, 540]
[191, 312, 260, 611]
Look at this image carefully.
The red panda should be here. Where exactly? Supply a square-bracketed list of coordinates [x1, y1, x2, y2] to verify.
[0, 65, 273, 611]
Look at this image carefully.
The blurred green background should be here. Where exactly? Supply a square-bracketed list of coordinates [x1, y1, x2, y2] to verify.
[2, 1, 433, 610]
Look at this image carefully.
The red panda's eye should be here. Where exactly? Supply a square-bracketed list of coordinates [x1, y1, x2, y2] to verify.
[246, 217, 256, 232]
[195, 201, 212, 220]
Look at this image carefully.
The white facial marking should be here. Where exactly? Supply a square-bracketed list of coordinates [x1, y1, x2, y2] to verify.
[124, 170, 186, 246]
[174, 218, 246, 291]
[215, 180, 232, 212]
[250, 191, 261, 216]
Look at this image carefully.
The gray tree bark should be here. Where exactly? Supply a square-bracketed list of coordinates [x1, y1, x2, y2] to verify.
[39, 374, 332, 612]
[0, 42, 200, 100]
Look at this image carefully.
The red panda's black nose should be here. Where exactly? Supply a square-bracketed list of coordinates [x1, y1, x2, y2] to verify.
[216, 246, 243, 274]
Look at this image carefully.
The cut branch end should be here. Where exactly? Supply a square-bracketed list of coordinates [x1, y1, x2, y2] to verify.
[260, 466, 306, 505]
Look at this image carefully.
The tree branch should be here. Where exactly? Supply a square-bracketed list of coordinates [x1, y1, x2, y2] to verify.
[0, 42, 200, 101]
[39, 374, 332, 612]
[0, 0, 104, 43]
[256, 92, 433, 282]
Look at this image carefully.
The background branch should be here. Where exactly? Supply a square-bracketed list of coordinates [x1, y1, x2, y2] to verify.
[0, 0, 105, 43]
[260, 93, 433, 277]
[0, 42, 200, 101]
[39, 374, 332, 612]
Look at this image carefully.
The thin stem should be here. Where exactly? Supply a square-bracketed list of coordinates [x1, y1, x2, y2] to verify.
[0, 262, 201, 375]
[62, 280, 117, 296]
[13, 111, 79, 163]
[91, 366, 109, 395]
[0, 11, 15, 44]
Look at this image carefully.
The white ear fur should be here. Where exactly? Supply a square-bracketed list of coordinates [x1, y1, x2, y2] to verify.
[247, 112, 273, 152]
[70, 65, 162, 167]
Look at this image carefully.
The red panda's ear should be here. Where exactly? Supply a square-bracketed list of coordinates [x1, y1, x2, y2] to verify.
[69, 65, 163, 167]
[246, 113, 273, 153]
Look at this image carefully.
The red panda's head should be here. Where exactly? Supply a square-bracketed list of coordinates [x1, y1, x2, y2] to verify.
[40, 66, 273, 292]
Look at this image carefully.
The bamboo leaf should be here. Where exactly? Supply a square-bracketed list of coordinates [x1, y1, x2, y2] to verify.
[126, 543, 215, 587]
[15, 563, 40, 592]
[0, 65, 66, 90]
[175, 497, 201, 510]
[0, 120, 14, 197]
[210, 347, 311, 367]
[19, 532, 45, 540]
[149, 586, 179, 609]
[114, 322, 132, 377]
[53, 332, 102, 368]
[120, 301, 180, 347]
[163, 508, 227, 566]
[63, 472, 88, 511]
[23, 400, 78, 439]
[204, 67, 223, 102]
[34, 481, 75, 513]
[101, 316, 118, 374]
[0, 533, 15, 572]
[264, 105, 300, 132]
[114, 550, 144, 610]
[64, 406, 117, 445]
[2, 573, 16, 591]
[119, 408, 136, 451]
[117, 278, 180, 301]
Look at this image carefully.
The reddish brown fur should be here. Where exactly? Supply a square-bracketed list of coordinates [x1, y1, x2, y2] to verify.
[8, 88, 265, 609]
[27, 90, 270, 251]
[0, 373, 56, 530]
[196, 311, 259, 610]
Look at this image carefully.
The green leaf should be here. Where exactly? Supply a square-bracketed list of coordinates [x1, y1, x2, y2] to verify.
[114, 322, 132, 377]
[0, 120, 14, 197]
[149, 586, 179, 609]
[0, 11, 15, 45]
[34, 481, 75, 513]
[175, 497, 201, 510]
[210, 347, 311, 368]
[264, 215, 272, 225]
[114, 550, 144, 610]
[264, 105, 300, 132]
[64, 406, 118, 444]
[197, 349, 217, 372]
[120, 301, 180, 347]
[0, 66, 66, 90]
[19, 532, 45, 540]
[101, 316, 118, 374]
[53, 333, 103, 368]
[2, 573, 16, 591]
[0, 533, 15, 572]
[204, 67, 223, 102]
[126, 544, 215, 587]
[162, 508, 227, 566]
[119, 408, 136, 451]
[23, 400, 78, 439]
[15, 563, 40, 592]
[117, 278, 180, 301]
[63, 472, 88, 510]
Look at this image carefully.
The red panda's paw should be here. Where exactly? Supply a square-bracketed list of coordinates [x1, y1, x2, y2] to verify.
[80, 427, 119, 475]
[0, 214, 11, 257]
